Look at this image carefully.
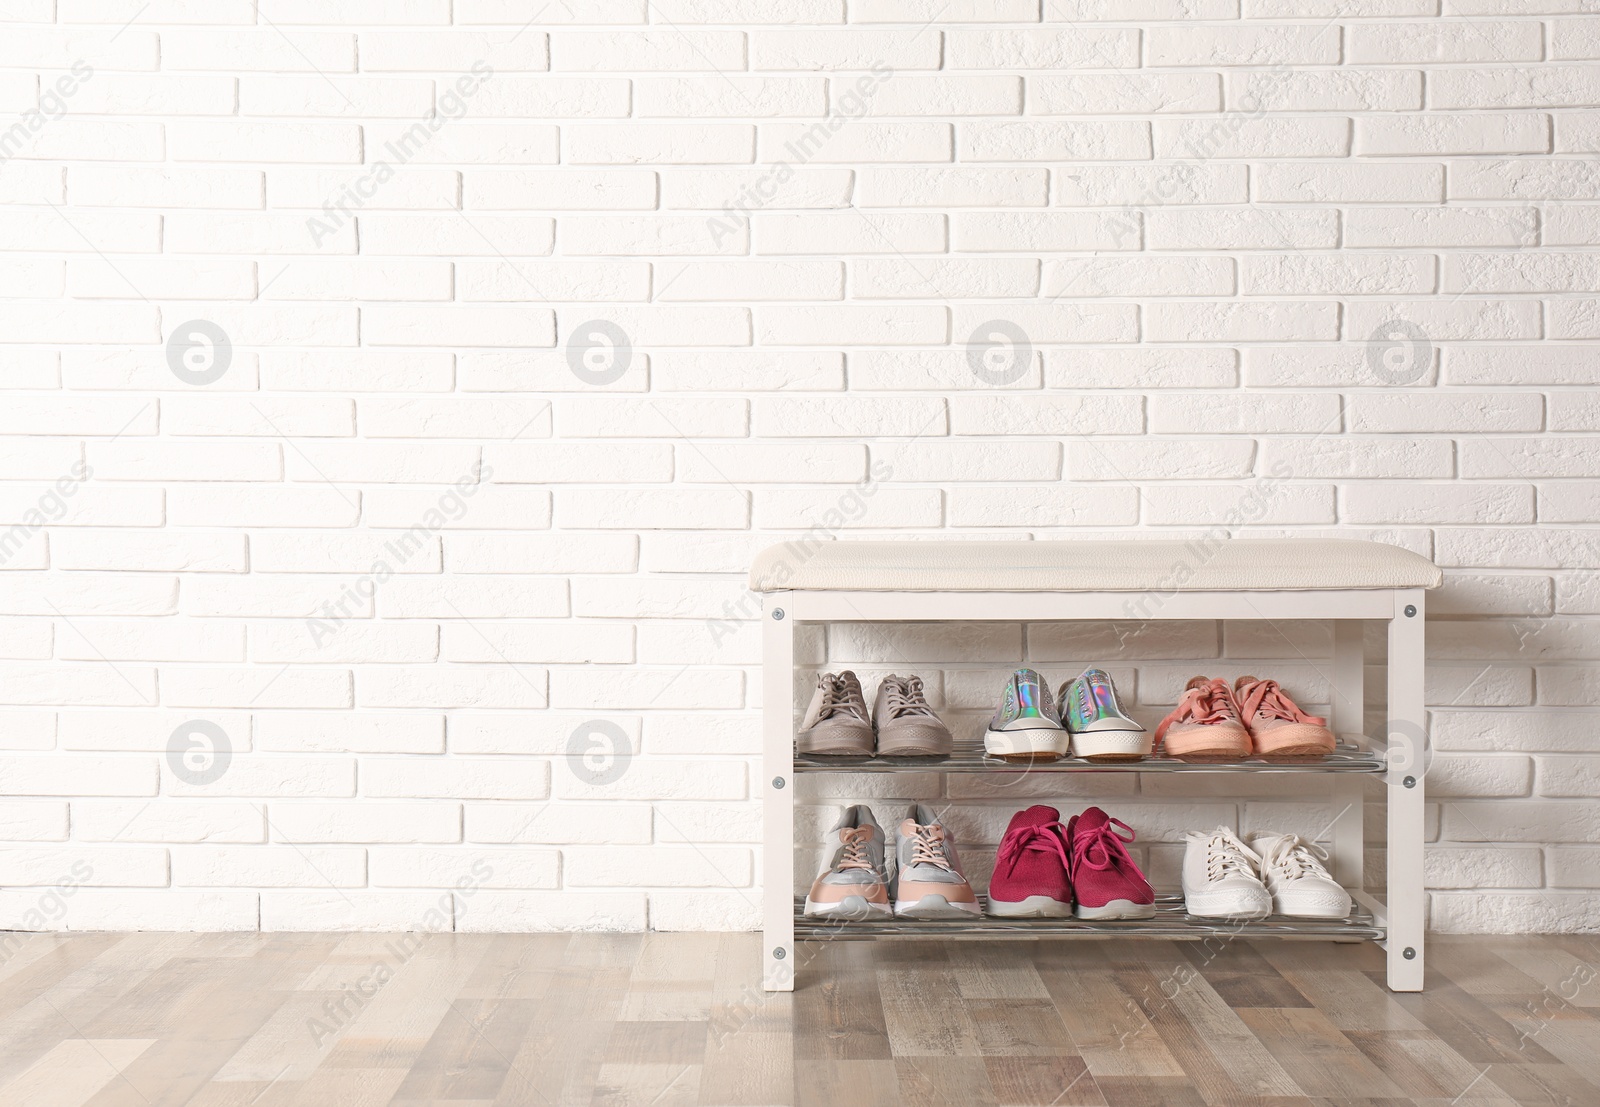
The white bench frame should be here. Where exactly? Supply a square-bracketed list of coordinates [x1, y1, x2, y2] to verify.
[761, 586, 1427, 993]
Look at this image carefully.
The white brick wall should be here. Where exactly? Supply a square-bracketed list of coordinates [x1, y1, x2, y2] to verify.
[0, 1, 1594, 935]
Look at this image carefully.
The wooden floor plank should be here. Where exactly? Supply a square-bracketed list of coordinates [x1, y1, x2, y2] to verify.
[1267, 966, 1433, 1035]
[795, 1059, 900, 1107]
[1119, 963, 1304, 1101]
[982, 1055, 1105, 1107]
[894, 1055, 998, 1107]
[2, 933, 1600, 1107]
[794, 942, 892, 1061]
[1234, 1006, 1409, 1100]
[877, 967, 982, 1058]
[0, 1039, 154, 1107]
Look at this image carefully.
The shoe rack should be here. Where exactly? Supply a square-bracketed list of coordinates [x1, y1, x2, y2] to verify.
[761, 588, 1427, 994]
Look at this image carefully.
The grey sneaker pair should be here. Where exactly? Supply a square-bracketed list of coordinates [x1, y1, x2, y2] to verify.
[803, 804, 977, 920]
[796, 671, 952, 758]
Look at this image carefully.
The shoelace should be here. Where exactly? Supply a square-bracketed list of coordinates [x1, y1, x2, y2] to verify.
[996, 822, 1071, 876]
[1073, 816, 1140, 874]
[1155, 679, 1240, 743]
[813, 675, 866, 722]
[1236, 679, 1326, 727]
[834, 826, 876, 872]
[1258, 835, 1331, 881]
[882, 676, 936, 719]
[1186, 828, 1262, 883]
[907, 823, 954, 871]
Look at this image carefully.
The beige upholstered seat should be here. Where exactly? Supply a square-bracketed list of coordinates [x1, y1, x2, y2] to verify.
[749, 538, 1442, 593]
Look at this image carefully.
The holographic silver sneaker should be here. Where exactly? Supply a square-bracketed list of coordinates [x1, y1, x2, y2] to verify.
[1058, 668, 1150, 762]
[984, 668, 1069, 762]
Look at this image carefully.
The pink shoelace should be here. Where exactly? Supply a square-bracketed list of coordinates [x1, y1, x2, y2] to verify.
[834, 826, 876, 872]
[995, 822, 1071, 876]
[1154, 678, 1240, 744]
[1072, 817, 1140, 874]
[907, 824, 954, 871]
[1236, 678, 1326, 727]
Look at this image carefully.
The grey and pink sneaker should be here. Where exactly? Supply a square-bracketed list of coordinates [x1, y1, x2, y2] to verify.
[892, 805, 979, 919]
[804, 805, 890, 919]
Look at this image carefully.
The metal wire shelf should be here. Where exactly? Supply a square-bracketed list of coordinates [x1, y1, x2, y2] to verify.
[793, 739, 1386, 775]
[794, 894, 1383, 942]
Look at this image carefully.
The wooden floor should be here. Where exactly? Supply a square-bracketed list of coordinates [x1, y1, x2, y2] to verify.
[1, 932, 1599, 1106]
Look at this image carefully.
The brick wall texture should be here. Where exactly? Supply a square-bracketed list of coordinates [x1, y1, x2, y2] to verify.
[0, 0, 1593, 933]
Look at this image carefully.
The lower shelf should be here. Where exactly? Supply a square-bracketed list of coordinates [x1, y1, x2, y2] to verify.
[794, 895, 1383, 942]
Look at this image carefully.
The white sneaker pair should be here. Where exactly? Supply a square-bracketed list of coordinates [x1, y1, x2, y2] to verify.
[1181, 827, 1352, 920]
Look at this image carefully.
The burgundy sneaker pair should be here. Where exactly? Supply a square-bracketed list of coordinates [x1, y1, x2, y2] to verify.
[987, 805, 1156, 920]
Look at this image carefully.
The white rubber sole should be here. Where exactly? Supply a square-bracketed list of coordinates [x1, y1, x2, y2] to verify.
[1069, 729, 1152, 761]
[983, 728, 1069, 760]
[1271, 893, 1353, 919]
[987, 895, 1073, 918]
[1075, 899, 1157, 920]
[895, 895, 981, 920]
[1183, 892, 1273, 920]
[803, 895, 891, 920]
[794, 738, 873, 758]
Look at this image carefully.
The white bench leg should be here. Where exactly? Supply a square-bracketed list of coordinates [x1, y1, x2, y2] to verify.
[763, 591, 795, 992]
[1387, 588, 1426, 991]
[1330, 620, 1365, 892]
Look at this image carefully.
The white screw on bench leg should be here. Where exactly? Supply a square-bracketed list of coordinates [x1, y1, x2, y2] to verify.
[1387, 588, 1426, 991]
[763, 591, 795, 992]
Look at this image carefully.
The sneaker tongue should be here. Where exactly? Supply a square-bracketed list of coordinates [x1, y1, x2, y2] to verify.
[1009, 804, 1060, 829]
[1074, 806, 1109, 833]
[1185, 675, 1210, 692]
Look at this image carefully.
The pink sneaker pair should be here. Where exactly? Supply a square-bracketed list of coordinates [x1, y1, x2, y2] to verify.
[1155, 675, 1336, 761]
[987, 805, 1155, 920]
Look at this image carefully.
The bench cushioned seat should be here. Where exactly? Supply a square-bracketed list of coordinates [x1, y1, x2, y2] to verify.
[750, 538, 1442, 594]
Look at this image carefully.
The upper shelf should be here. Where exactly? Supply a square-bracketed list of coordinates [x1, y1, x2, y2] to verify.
[793, 740, 1386, 774]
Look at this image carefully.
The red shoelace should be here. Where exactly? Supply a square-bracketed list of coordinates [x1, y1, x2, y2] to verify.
[995, 822, 1071, 876]
[1072, 816, 1140, 874]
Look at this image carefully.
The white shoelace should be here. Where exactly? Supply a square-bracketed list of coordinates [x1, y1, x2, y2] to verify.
[1187, 827, 1262, 883]
[1258, 835, 1332, 881]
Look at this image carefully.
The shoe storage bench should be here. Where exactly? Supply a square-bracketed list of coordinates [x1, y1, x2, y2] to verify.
[756, 539, 1443, 993]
